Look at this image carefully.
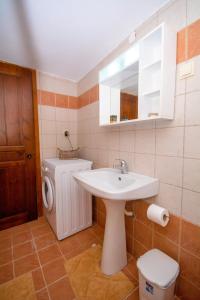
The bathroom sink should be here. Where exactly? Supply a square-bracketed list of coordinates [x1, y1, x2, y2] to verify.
[73, 168, 159, 200]
[73, 167, 159, 276]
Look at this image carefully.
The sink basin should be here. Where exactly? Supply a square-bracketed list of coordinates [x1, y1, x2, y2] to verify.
[73, 168, 159, 200]
[73, 168, 159, 275]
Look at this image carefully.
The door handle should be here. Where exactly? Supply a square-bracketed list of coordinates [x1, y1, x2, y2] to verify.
[26, 153, 32, 159]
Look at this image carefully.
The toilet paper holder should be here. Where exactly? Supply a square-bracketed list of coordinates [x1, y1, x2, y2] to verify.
[147, 204, 169, 227]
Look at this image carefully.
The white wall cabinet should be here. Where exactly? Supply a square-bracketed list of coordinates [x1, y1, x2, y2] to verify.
[99, 23, 177, 126]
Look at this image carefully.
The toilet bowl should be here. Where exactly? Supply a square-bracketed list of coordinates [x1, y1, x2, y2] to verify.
[137, 249, 179, 300]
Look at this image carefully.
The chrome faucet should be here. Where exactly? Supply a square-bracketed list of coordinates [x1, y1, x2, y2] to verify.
[113, 159, 128, 174]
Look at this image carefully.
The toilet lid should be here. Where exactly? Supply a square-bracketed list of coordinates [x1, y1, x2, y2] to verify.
[137, 249, 179, 288]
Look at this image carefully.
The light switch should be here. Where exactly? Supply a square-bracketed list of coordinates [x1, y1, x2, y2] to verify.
[179, 61, 194, 79]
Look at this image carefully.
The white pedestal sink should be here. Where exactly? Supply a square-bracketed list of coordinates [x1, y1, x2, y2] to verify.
[73, 168, 159, 275]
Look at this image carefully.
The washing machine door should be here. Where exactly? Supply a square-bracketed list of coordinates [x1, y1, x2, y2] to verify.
[42, 176, 54, 212]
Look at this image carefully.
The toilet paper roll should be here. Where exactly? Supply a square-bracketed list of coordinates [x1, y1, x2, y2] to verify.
[147, 204, 169, 227]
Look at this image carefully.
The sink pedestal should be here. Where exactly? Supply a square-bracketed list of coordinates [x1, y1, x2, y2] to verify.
[101, 199, 127, 275]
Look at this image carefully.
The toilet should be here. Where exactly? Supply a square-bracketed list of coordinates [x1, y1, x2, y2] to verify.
[137, 249, 179, 300]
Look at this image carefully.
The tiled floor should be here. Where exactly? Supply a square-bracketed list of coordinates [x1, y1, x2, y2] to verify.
[0, 218, 139, 300]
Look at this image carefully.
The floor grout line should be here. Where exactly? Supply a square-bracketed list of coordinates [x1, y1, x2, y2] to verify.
[30, 228, 52, 300]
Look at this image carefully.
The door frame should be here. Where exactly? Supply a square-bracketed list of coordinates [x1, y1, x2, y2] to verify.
[32, 69, 43, 216]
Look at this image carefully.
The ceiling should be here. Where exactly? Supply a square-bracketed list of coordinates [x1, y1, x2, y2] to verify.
[0, 0, 169, 82]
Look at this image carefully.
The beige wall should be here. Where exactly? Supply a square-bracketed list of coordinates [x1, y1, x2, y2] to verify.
[37, 71, 78, 96]
[77, 0, 200, 228]
[37, 72, 78, 159]
[78, 0, 198, 95]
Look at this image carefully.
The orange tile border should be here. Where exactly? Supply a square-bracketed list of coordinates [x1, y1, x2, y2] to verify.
[176, 28, 187, 64]
[188, 19, 200, 60]
[176, 276, 200, 300]
[40, 90, 55, 106]
[55, 93, 68, 108]
[181, 219, 200, 258]
[180, 248, 200, 289]
[38, 90, 78, 109]
[68, 96, 78, 109]
[154, 214, 181, 244]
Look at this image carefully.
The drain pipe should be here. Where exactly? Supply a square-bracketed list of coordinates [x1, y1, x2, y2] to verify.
[124, 209, 135, 218]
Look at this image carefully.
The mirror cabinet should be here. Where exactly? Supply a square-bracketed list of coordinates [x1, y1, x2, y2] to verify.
[99, 23, 176, 126]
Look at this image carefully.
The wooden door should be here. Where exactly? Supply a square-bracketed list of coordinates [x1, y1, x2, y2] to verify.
[0, 62, 37, 230]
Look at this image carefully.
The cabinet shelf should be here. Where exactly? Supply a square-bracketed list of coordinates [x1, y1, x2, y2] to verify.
[141, 59, 161, 71]
[141, 90, 160, 97]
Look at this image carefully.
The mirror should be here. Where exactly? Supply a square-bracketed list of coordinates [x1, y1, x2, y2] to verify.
[99, 43, 139, 125]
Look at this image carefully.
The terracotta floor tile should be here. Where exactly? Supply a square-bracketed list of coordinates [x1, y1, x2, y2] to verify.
[28, 217, 47, 229]
[126, 288, 139, 300]
[0, 248, 12, 265]
[36, 288, 50, 300]
[32, 224, 52, 238]
[134, 201, 153, 227]
[177, 276, 200, 300]
[0, 237, 12, 251]
[12, 230, 32, 246]
[14, 253, 40, 276]
[153, 232, 178, 261]
[65, 247, 83, 259]
[124, 257, 139, 281]
[32, 268, 46, 291]
[42, 258, 66, 284]
[181, 219, 200, 258]
[75, 228, 96, 245]
[0, 228, 12, 239]
[48, 277, 75, 300]
[133, 239, 148, 259]
[58, 235, 80, 255]
[180, 248, 200, 289]
[90, 224, 104, 241]
[13, 241, 35, 260]
[134, 220, 152, 249]
[154, 214, 180, 244]
[34, 232, 56, 250]
[38, 244, 61, 265]
[12, 223, 29, 234]
[0, 263, 13, 284]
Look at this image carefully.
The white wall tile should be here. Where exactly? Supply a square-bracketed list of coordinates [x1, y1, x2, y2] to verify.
[156, 127, 184, 156]
[108, 131, 119, 151]
[182, 189, 200, 226]
[134, 153, 155, 176]
[120, 131, 135, 152]
[135, 129, 155, 154]
[185, 91, 200, 126]
[41, 120, 56, 135]
[184, 126, 200, 159]
[42, 148, 57, 159]
[42, 134, 57, 149]
[183, 158, 200, 192]
[155, 155, 183, 186]
[55, 107, 68, 121]
[40, 105, 56, 121]
[156, 94, 185, 128]
[155, 182, 182, 215]
[175, 64, 186, 96]
[186, 56, 200, 93]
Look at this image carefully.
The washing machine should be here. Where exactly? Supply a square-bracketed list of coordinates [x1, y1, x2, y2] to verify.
[42, 158, 92, 240]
